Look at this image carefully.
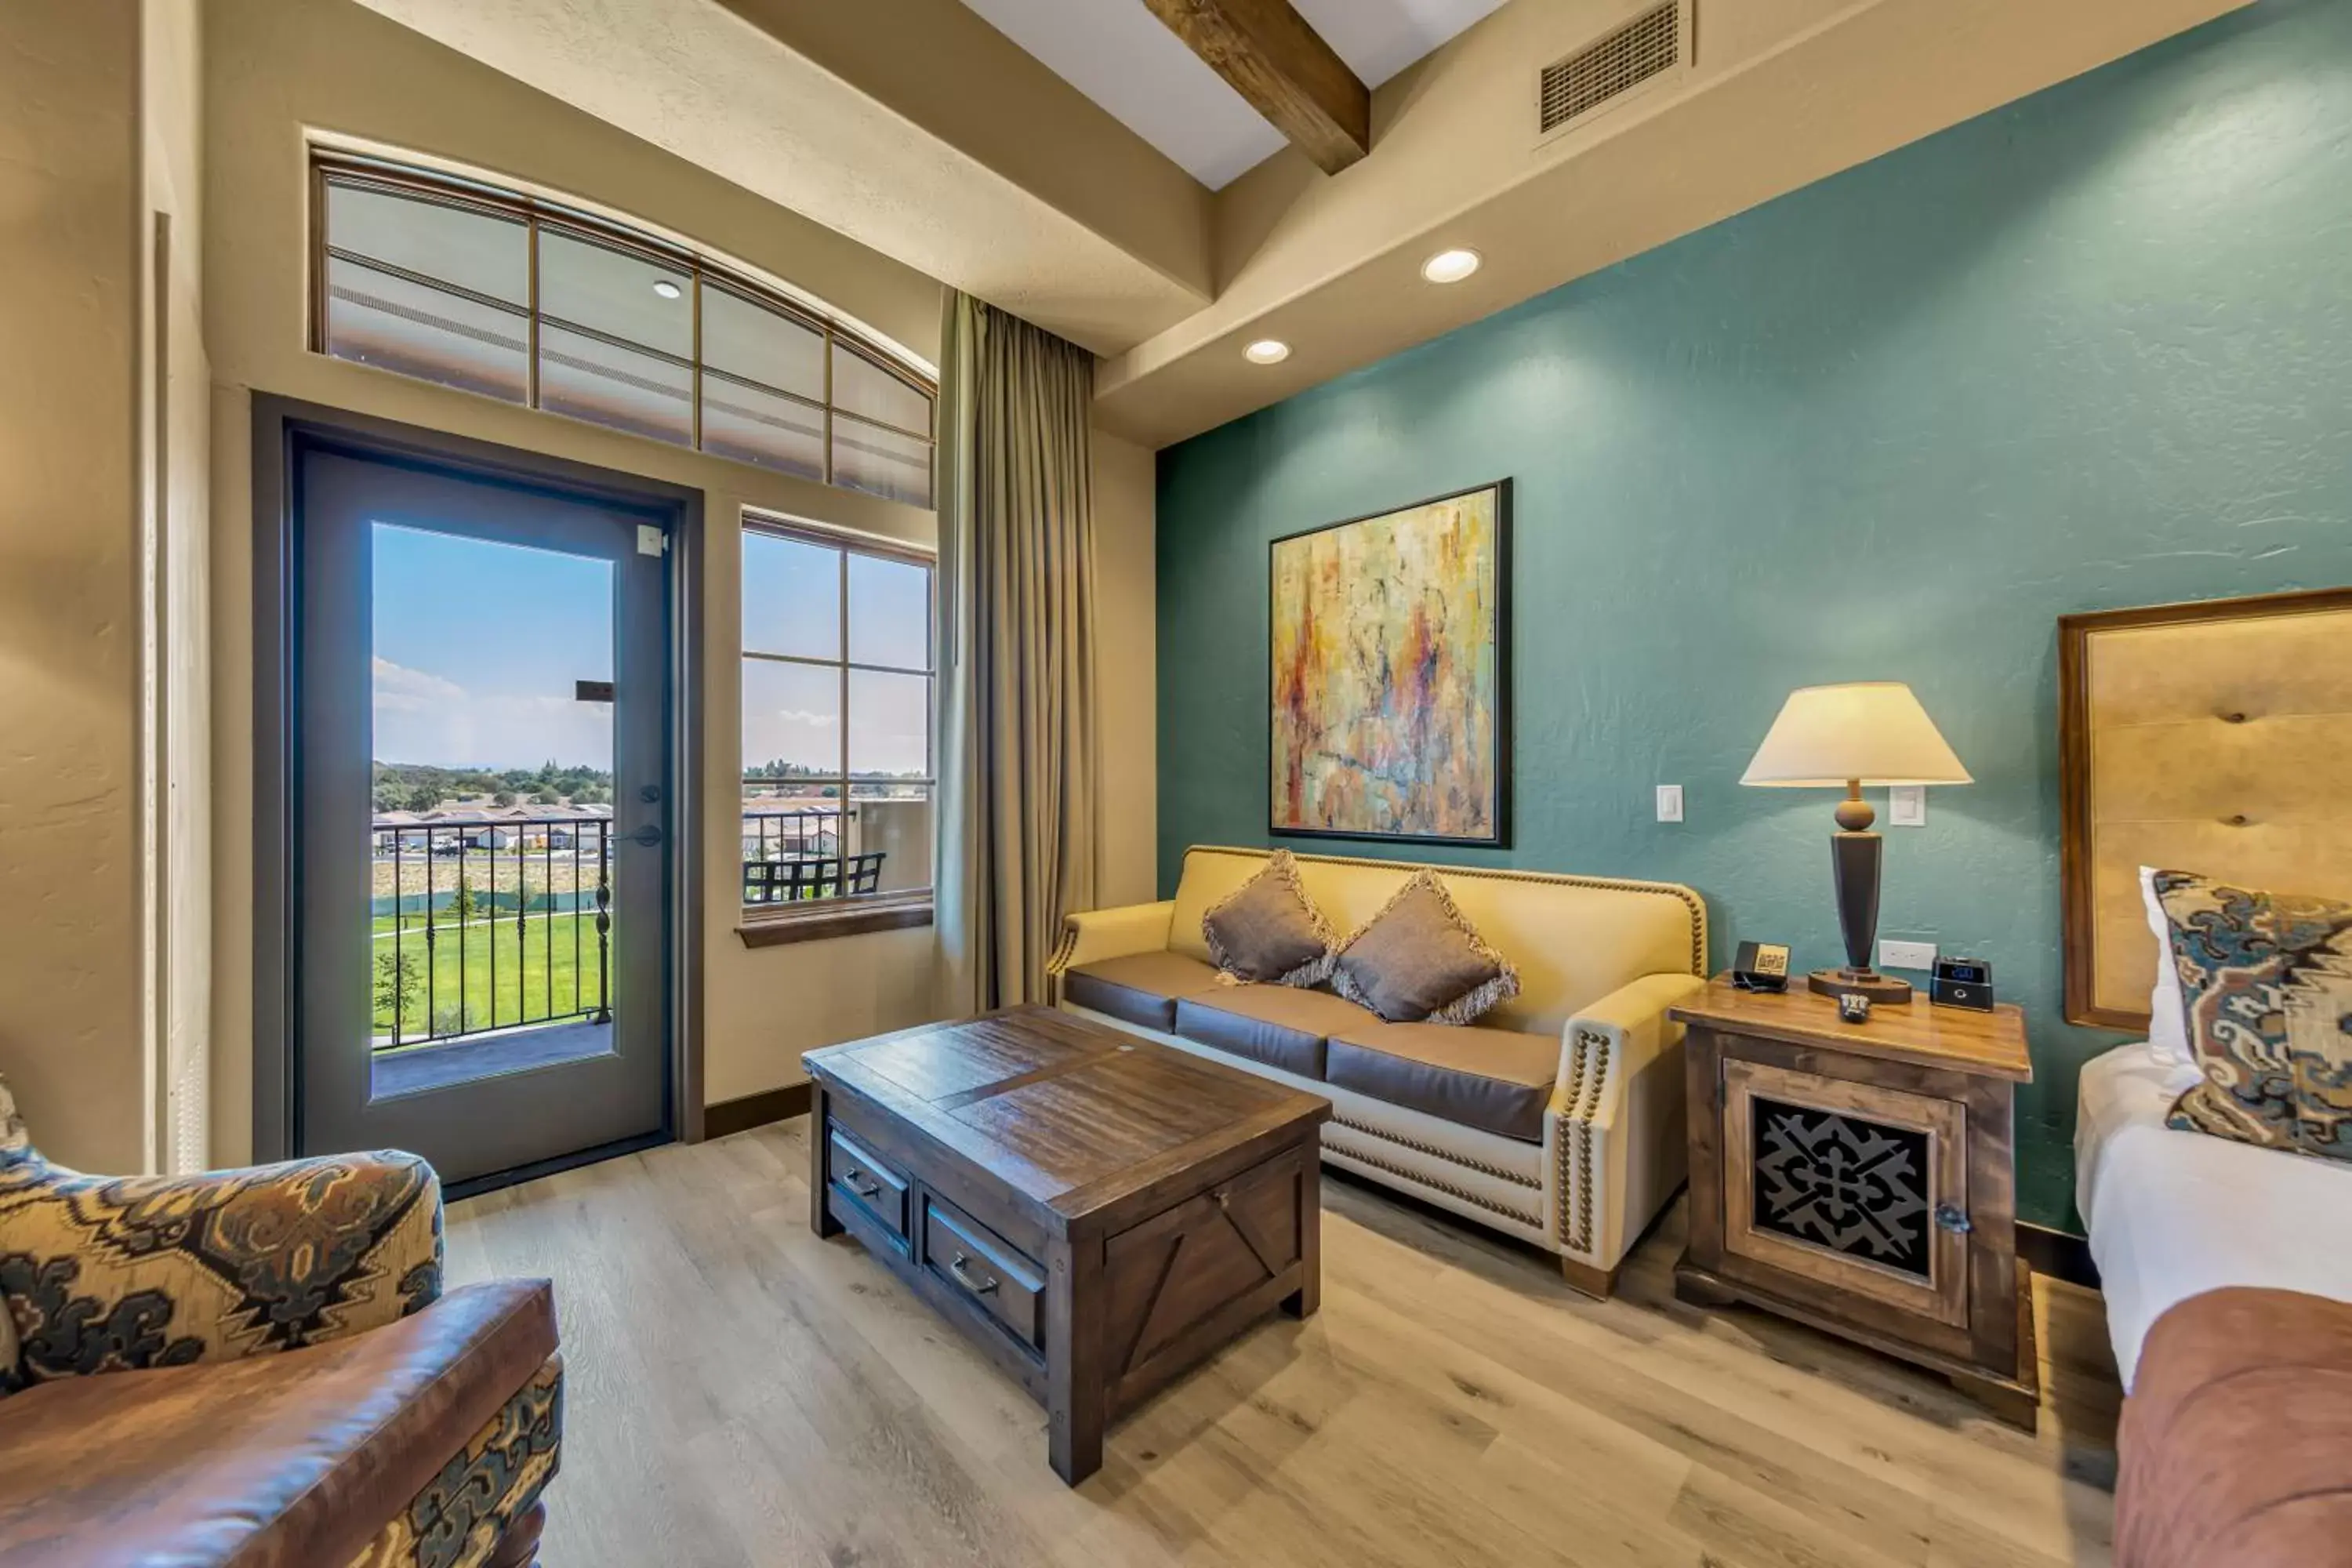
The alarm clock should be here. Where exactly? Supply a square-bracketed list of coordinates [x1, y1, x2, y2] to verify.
[1931, 956, 1996, 1011]
[1732, 941, 1791, 993]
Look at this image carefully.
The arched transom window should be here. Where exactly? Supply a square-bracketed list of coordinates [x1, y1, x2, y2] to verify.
[310, 151, 936, 510]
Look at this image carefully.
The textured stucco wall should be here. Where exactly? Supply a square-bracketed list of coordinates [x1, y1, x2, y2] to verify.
[200, 0, 1162, 1155]
[1153, 0, 2352, 1230]
[202, 0, 949, 1156]
[0, 2, 149, 1174]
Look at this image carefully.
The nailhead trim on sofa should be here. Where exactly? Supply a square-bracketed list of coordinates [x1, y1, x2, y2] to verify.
[1557, 1029, 1613, 1255]
[1330, 1116, 1544, 1190]
[1325, 1145, 1545, 1231]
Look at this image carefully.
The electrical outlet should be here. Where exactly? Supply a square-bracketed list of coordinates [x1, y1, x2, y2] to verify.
[1878, 938, 1938, 971]
[1655, 784, 1683, 823]
[1889, 784, 1927, 827]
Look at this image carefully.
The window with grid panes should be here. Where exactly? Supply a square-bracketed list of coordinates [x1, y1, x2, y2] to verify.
[313, 152, 936, 509]
[740, 520, 935, 913]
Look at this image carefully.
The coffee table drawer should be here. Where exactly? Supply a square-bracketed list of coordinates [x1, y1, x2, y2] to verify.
[920, 1193, 1044, 1351]
[826, 1125, 909, 1242]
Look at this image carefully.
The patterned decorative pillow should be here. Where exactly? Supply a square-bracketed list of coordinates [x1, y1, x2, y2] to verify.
[1330, 869, 1520, 1025]
[1201, 850, 1335, 986]
[2153, 869, 2352, 1164]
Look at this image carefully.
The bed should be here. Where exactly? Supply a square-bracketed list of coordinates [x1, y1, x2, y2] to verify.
[2060, 587, 2352, 1392]
[2074, 1042, 2352, 1388]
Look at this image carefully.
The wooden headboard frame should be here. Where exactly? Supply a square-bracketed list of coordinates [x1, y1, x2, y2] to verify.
[2059, 585, 2352, 1029]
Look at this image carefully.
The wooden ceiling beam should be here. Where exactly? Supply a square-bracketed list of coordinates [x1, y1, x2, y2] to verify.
[1141, 0, 1370, 175]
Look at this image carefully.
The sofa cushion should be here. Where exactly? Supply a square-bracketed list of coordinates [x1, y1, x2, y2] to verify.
[1173, 986, 1378, 1080]
[1201, 849, 1334, 985]
[0, 1278, 557, 1567]
[2116, 1287, 2352, 1568]
[1330, 870, 1521, 1025]
[1063, 951, 1225, 1033]
[1327, 1022, 1559, 1142]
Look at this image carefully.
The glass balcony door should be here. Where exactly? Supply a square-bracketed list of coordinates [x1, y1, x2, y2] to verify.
[293, 444, 671, 1187]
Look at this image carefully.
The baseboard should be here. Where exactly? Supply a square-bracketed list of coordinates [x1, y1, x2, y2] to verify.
[443, 1131, 671, 1203]
[704, 1081, 813, 1139]
[2017, 1221, 2100, 1290]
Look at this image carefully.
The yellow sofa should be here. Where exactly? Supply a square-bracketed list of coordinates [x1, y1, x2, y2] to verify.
[1049, 845, 1708, 1296]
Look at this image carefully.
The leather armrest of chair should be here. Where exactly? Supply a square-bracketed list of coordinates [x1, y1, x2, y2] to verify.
[1047, 901, 1178, 995]
[1, 1147, 444, 1388]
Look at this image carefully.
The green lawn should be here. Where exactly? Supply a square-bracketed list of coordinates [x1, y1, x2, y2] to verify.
[369, 913, 612, 1044]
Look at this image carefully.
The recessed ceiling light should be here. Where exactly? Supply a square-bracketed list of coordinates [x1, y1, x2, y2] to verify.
[652, 279, 683, 299]
[1244, 339, 1291, 365]
[1421, 248, 1483, 284]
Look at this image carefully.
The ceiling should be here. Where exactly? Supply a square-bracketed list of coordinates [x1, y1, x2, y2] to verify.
[953, 0, 1509, 189]
[358, 0, 2252, 450]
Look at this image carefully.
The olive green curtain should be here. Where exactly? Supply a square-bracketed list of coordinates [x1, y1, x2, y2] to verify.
[935, 292, 1098, 1011]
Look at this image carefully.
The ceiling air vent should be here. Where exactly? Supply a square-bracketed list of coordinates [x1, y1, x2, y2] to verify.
[1538, 1, 1684, 137]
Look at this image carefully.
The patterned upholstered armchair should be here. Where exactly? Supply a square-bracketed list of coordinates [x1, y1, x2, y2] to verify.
[0, 1076, 563, 1567]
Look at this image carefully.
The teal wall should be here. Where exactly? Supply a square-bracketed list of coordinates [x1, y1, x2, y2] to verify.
[1153, 0, 2352, 1232]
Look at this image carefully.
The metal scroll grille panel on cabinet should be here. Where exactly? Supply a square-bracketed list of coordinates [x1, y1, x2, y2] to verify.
[1539, 1, 1681, 135]
[1748, 1098, 1933, 1279]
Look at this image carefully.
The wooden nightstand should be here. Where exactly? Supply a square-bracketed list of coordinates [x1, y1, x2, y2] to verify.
[1668, 977, 2038, 1428]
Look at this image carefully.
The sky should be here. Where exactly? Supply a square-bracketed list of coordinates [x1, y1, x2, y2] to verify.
[372, 521, 931, 776]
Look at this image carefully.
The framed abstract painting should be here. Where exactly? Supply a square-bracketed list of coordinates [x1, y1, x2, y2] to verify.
[1269, 480, 1510, 847]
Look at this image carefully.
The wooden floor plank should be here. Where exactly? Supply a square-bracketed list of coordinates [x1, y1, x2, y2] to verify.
[445, 1122, 2122, 1568]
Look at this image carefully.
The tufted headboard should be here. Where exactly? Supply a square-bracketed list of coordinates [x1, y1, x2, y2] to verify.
[2058, 586, 2352, 1029]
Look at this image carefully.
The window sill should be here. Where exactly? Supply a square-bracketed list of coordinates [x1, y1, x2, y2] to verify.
[735, 897, 935, 948]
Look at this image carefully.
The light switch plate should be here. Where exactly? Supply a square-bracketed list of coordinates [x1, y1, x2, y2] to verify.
[1878, 938, 1937, 971]
[1889, 784, 1926, 826]
[1655, 784, 1683, 823]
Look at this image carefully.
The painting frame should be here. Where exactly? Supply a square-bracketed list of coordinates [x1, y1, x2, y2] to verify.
[1267, 478, 1512, 849]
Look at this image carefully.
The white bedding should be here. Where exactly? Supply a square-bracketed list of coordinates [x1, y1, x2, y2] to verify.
[2075, 1044, 2352, 1389]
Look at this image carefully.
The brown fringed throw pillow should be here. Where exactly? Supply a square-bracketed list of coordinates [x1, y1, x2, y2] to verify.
[1201, 850, 1336, 986]
[2154, 869, 2352, 1165]
[1330, 869, 1519, 1025]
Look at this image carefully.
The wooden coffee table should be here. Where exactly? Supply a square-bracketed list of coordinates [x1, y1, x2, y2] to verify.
[803, 1006, 1330, 1483]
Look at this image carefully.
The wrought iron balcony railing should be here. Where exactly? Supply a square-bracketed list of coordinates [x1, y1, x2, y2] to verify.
[370, 814, 614, 1053]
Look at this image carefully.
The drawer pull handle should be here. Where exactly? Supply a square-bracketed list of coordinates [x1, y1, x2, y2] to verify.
[949, 1252, 1000, 1295]
[841, 1167, 883, 1201]
[1934, 1203, 1973, 1235]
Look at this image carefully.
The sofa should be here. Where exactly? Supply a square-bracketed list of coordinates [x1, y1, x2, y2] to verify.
[0, 1077, 562, 1567]
[1049, 845, 1708, 1295]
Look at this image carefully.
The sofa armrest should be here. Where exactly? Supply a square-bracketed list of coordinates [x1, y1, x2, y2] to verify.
[1047, 901, 1177, 985]
[0, 1146, 444, 1391]
[1545, 971, 1706, 1271]
[1555, 971, 1708, 1116]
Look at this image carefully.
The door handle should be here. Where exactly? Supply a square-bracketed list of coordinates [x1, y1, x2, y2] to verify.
[1933, 1203, 1973, 1235]
[630, 824, 663, 847]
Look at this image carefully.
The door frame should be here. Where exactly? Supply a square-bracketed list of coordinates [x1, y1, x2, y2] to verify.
[249, 394, 706, 1169]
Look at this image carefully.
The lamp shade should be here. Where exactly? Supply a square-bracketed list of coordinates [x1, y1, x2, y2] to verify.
[1740, 682, 1972, 788]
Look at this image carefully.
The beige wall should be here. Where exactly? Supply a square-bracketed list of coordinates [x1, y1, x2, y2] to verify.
[1092, 431, 1159, 909]
[203, 0, 952, 1161]
[201, 0, 1162, 1149]
[0, 0, 209, 1176]
[0, 2, 146, 1172]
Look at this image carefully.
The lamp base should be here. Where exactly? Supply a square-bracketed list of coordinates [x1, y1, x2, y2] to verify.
[1807, 968, 1915, 1005]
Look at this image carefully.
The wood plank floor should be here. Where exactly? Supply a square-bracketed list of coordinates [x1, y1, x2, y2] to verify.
[446, 1120, 2125, 1568]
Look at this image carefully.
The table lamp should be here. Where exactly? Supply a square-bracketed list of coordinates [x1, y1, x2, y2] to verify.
[1740, 682, 1971, 1004]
